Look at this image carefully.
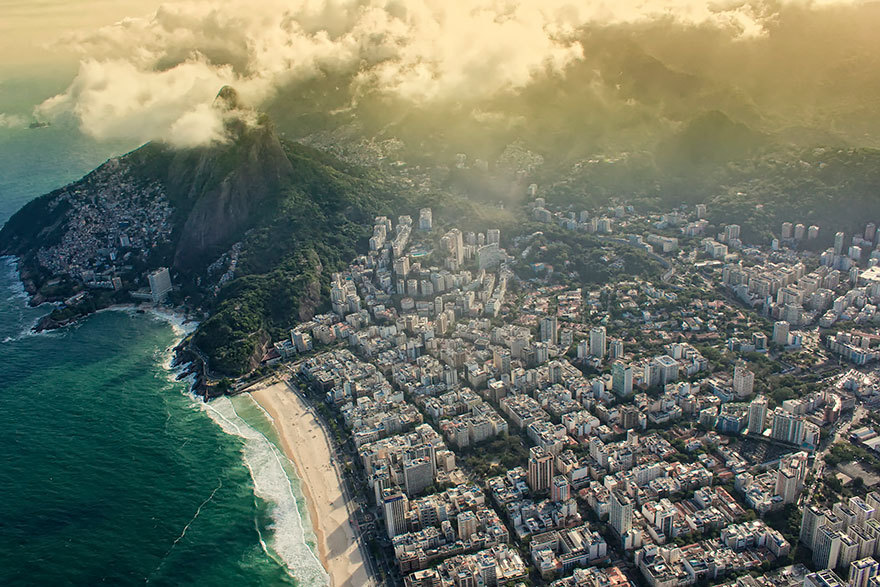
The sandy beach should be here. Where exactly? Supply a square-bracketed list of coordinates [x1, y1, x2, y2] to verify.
[250, 380, 370, 587]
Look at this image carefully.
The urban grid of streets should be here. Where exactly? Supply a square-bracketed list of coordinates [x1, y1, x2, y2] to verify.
[244, 199, 880, 587]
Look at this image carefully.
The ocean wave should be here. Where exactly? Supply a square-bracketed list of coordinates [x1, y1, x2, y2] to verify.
[142, 306, 199, 337]
[1, 256, 41, 304]
[0, 256, 56, 338]
[203, 396, 330, 587]
[0, 326, 58, 345]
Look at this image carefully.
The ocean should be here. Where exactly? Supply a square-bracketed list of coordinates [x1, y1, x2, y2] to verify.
[0, 117, 326, 585]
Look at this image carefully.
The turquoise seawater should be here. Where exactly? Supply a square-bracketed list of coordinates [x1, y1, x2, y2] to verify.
[0, 121, 325, 585]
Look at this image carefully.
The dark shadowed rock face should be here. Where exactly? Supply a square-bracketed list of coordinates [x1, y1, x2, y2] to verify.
[170, 122, 294, 268]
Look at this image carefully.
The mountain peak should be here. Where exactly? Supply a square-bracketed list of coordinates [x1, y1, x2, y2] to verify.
[214, 86, 244, 112]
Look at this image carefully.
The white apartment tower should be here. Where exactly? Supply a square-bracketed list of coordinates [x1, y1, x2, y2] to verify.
[610, 490, 633, 537]
[733, 360, 755, 399]
[748, 395, 768, 435]
[589, 326, 607, 358]
[148, 267, 172, 303]
[383, 489, 409, 538]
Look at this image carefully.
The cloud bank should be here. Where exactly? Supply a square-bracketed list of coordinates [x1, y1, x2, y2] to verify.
[35, 0, 869, 148]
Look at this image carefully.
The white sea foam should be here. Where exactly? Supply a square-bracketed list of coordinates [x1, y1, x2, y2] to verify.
[0, 256, 53, 343]
[1, 256, 52, 307]
[143, 306, 198, 337]
[152, 313, 323, 587]
[0, 327, 58, 345]
[203, 396, 330, 587]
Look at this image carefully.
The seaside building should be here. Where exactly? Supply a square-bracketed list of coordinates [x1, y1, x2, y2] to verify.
[148, 267, 172, 303]
[384, 489, 410, 538]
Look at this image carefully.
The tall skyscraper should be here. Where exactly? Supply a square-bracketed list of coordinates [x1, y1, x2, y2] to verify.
[733, 360, 755, 398]
[419, 208, 433, 230]
[610, 339, 624, 359]
[589, 326, 607, 358]
[610, 490, 633, 537]
[655, 503, 676, 540]
[652, 355, 680, 385]
[528, 446, 554, 493]
[493, 348, 511, 374]
[775, 468, 801, 504]
[548, 360, 563, 384]
[148, 267, 172, 303]
[865, 491, 880, 517]
[771, 407, 805, 445]
[725, 224, 741, 242]
[540, 316, 558, 345]
[383, 489, 409, 538]
[551, 475, 570, 503]
[619, 405, 640, 430]
[801, 505, 826, 547]
[773, 321, 790, 346]
[612, 362, 634, 398]
[835, 231, 846, 256]
[748, 395, 768, 435]
[403, 456, 434, 496]
[441, 228, 464, 266]
[814, 525, 843, 570]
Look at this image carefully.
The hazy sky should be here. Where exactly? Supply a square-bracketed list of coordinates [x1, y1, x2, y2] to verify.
[0, 0, 174, 73]
[0, 0, 874, 144]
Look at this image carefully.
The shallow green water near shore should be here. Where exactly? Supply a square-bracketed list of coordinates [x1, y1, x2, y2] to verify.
[0, 120, 325, 585]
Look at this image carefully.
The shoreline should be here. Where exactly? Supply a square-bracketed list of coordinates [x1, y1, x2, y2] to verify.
[2, 256, 363, 583]
[248, 379, 371, 587]
[1, 254, 195, 334]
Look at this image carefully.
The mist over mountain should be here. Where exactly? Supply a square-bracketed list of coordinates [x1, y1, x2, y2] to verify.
[26, 1, 880, 163]
[264, 1, 880, 170]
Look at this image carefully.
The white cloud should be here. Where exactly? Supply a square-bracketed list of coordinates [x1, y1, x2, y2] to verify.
[35, 0, 866, 147]
[36, 57, 236, 147]
[0, 113, 27, 129]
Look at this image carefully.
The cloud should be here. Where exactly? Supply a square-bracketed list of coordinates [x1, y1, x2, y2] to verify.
[36, 57, 237, 147]
[35, 0, 867, 147]
[0, 113, 27, 129]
